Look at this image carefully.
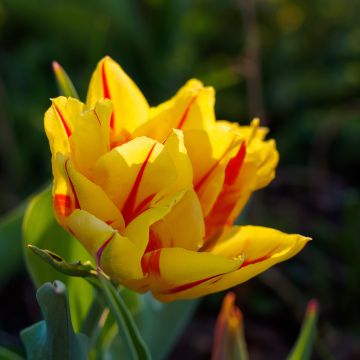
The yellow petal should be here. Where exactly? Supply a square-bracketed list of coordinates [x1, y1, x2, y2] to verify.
[124, 190, 186, 253]
[142, 247, 243, 301]
[134, 79, 215, 142]
[156, 226, 309, 301]
[222, 119, 279, 190]
[63, 158, 125, 231]
[184, 126, 243, 216]
[151, 189, 205, 251]
[66, 209, 143, 281]
[162, 129, 193, 194]
[52, 151, 78, 226]
[204, 161, 257, 240]
[86, 56, 149, 135]
[93, 136, 177, 225]
[103, 192, 190, 290]
[66, 209, 116, 256]
[44, 96, 85, 157]
[69, 99, 112, 178]
[208, 225, 310, 288]
[250, 139, 279, 189]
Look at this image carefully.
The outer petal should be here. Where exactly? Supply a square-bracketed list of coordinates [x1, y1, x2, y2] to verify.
[62, 157, 125, 231]
[86, 56, 149, 135]
[155, 226, 310, 301]
[134, 79, 216, 142]
[93, 136, 177, 225]
[142, 247, 243, 300]
[52, 153, 77, 227]
[221, 119, 279, 190]
[249, 138, 279, 189]
[66, 210, 143, 281]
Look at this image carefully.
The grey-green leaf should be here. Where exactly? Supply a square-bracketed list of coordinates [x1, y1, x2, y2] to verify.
[20, 281, 89, 360]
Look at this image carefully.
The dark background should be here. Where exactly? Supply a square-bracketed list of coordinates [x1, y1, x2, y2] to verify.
[0, 0, 359, 359]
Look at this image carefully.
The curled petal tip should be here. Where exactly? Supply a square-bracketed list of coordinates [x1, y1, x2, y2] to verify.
[302, 236, 313, 244]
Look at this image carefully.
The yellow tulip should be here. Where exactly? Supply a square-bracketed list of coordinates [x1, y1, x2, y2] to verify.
[44, 56, 310, 302]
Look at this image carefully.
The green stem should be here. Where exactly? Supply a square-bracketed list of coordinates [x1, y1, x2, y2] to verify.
[80, 292, 106, 346]
[98, 272, 151, 360]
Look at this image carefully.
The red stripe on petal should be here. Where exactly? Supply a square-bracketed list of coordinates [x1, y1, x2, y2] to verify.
[96, 232, 116, 266]
[101, 61, 115, 130]
[204, 142, 247, 239]
[177, 95, 197, 129]
[240, 244, 281, 268]
[122, 144, 156, 225]
[145, 229, 163, 253]
[141, 249, 161, 276]
[195, 136, 238, 193]
[64, 160, 80, 209]
[53, 194, 72, 217]
[131, 193, 156, 220]
[54, 103, 71, 137]
[164, 274, 221, 294]
[225, 142, 246, 186]
[101, 62, 111, 99]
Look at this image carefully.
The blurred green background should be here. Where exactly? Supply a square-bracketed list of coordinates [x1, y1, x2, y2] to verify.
[0, 0, 359, 358]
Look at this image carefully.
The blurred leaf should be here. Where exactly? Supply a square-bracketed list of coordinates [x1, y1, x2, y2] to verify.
[20, 281, 89, 360]
[52, 61, 79, 98]
[22, 187, 94, 331]
[0, 346, 24, 360]
[135, 294, 198, 360]
[0, 203, 26, 286]
[287, 300, 319, 360]
[98, 273, 151, 360]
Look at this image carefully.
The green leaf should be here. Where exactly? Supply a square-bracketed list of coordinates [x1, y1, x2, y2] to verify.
[98, 273, 151, 360]
[287, 300, 319, 360]
[52, 61, 79, 98]
[20, 281, 89, 360]
[0, 346, 24, 360]
[23, 187, 94, 331]
[135, 294, 198, 360]
[0, 203, 26, 286]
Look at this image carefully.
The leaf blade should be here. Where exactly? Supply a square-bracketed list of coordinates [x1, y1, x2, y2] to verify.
[20, 281, 89, 360]
[287, 300, 319, 360]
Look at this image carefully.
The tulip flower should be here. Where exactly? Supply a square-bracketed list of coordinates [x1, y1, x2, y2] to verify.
[212, 292, 248, 360]
[44, 56, 310, 302]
